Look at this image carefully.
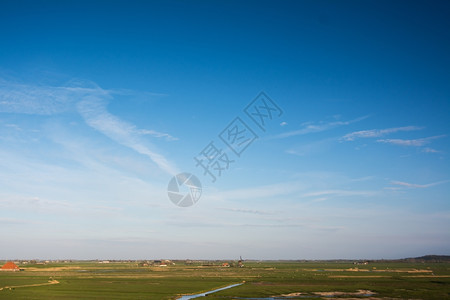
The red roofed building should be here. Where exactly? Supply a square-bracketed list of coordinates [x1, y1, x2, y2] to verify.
[1, 261, 20, 271]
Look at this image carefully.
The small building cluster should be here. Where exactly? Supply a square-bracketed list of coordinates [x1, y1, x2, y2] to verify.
[1, 261, 21, 271]
[137, 260, 175, 267]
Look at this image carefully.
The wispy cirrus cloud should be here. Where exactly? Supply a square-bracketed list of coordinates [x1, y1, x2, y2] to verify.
[138, 129, 178, 141]
[389, 180, 450, 189]
[301, 189, 376, 201]
[286, 137, 335, 156]
[208, 172, 378, 205]
[217, 207, 273, 215]
[274, 115, 368, 139]
[0, 79, 80, 115]
[422, 147, 441, 153]
[208, 180, 306, 202]
[342, 126, 423, 141]
[77, 95, 179, 175]
[0, 78, 179, 175]
[4, 123, 22, 130]
[377, 135, 446, 147]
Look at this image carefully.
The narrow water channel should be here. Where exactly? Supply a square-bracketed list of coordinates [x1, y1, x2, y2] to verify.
[178, 284, 375, 300]
[177, 283, 243, 299]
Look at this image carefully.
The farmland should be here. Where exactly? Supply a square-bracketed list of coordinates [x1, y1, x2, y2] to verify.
[0, 260, 449, 299]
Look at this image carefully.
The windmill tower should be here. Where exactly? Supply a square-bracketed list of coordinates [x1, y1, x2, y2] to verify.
[238, 256, 244, 268]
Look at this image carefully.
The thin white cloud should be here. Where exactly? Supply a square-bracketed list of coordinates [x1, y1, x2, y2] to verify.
[342, 126, 423, 141]
[0, 78, 179, 175]
[422, 147, 441, 153]
[377, 135, 446, 147]
[4, 123, 22, 130]
[286, 137, 335, 156]
[207, 173, 378, 205]
[208, 180, 306, 202]
[77, 96, 179, 175]
[274, 115, 368, 139]
[0, 195, 72, 211]
[138, 129, 178, 141]
[390, 180, 450, 189]
[301, 189, 375, 198]
[0, 80, 78, 115]
[217, 207, 273, 215]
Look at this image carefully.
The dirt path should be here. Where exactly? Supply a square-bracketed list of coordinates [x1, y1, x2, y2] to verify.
[25, 266, 80, 271]
[0, 279, 59, 291]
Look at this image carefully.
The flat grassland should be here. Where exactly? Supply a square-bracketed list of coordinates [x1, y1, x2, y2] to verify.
[0, 261, 449, 299]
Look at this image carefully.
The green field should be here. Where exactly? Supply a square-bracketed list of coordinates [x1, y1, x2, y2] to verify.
[1, 261, 449, 299]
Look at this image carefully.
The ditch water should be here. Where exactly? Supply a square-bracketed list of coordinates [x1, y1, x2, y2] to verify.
[177, 283, 243, 299]
[179, 288, 375, 300]
[178, 284, 375, 300]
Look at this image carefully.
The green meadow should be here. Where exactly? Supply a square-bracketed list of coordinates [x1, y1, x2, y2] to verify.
[0, 261, 449, 299]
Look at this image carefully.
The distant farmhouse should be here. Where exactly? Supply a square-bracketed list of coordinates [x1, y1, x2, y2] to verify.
[1, 261, 21, 271]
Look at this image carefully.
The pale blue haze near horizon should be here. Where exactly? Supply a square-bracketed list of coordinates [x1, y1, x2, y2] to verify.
[0, 0, 449, 260]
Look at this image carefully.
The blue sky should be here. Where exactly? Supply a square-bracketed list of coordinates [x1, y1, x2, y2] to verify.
[0, 0, 449, 260]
